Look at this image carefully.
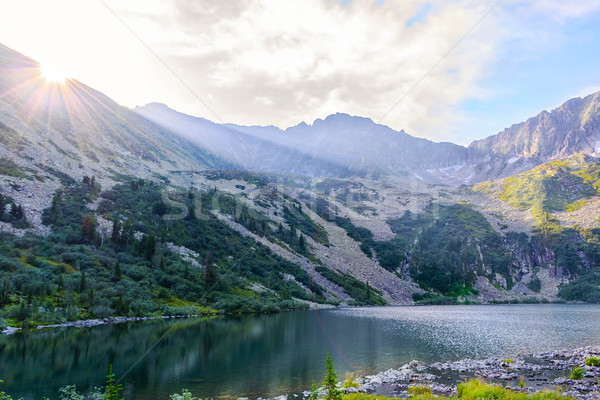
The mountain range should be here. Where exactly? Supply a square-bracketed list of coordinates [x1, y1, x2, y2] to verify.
[2, 42, 600, 324]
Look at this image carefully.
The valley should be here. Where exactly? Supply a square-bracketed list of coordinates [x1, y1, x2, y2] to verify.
[2, 41, 600, 330]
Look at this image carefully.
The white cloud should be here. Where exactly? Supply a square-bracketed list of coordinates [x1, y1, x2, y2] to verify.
[101, 0, 504, 141]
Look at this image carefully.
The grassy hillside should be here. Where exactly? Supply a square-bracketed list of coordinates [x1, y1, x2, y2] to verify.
[474, 154, 600, 213]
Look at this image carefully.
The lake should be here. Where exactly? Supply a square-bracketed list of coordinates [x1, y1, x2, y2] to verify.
[1, 304, 600, 399]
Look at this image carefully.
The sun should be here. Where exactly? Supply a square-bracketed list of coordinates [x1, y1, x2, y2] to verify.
[40, 63, 69, 84]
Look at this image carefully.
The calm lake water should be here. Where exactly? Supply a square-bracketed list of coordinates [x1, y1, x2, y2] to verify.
[2, 304, 600, 399]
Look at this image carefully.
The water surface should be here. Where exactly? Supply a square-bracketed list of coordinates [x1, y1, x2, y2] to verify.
[1, 304, 599, 399]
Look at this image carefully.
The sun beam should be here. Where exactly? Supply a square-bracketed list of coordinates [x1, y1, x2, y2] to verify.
[40, 63, 69, 84]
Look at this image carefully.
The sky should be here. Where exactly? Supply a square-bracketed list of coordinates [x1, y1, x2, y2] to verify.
[1, 0, 600, 145]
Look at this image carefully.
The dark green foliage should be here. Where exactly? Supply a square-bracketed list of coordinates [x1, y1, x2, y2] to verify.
[558, 273, 600, 302]
[527, 277, 541, 293]
[282, 203, 329, 245]
[412, 292, 454, 305]
[0, 177, 328, 325]
[0, 193, 28, 228]
[408, 204, 513, 294]
[315, 266, 385, 306]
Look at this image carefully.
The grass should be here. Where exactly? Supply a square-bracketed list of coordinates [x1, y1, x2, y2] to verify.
[482, 154, 600, 214]
[0, 157, 32, 180]
[342, 379, 573, 400]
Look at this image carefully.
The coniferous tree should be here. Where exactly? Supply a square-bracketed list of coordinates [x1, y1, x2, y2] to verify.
[104, 365, 123, 400]
[0, 279, 10, 306]
[299, 234, 306, 252]
[323, 353, 342, 400]
[308, 380, 320, 400]
[145, 233, 156, 261]
[111, 220, 122, 243]
[113, 262, 122, 280]
[79, 272, 86, 292]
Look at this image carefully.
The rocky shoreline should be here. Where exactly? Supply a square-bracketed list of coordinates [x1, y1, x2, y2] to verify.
[298, 346, 600, 400]
[0, 314, 207, 335]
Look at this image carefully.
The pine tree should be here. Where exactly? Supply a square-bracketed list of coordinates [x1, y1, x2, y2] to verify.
[145, 233, 156, 261]
[204, 252, 215, 284]
[11, 204, 24, 220]
[308, 380, 320, 400]
[323, 353, 342, 400]
[104, 365, 123, 400]
[299, 234, 306, 252]
[79, 272, 86, 292]
[111, 220, 122, 243]
[113, 262, 122, 280]
[0, 279, 9, 306]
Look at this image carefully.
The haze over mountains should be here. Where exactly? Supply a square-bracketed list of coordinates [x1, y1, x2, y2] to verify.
[135, 91, 600, 185]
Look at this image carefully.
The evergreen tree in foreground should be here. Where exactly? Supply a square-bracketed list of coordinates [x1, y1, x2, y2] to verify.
[323, 353, 342, 400]
[104, 364, 123, 400]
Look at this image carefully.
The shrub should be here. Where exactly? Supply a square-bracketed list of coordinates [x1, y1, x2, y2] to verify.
[585, 356, 600, 367]
[570, 367, 584, 380]
[342, 377, 359, 389]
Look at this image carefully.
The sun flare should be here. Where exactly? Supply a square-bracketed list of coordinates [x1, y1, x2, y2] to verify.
[40, 63, 69, 84]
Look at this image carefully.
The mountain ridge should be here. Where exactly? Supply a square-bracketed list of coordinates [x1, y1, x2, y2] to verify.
[136, 89, 600, 185]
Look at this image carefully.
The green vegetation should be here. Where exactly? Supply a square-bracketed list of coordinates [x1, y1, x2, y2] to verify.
[103, 365, 123, 400]
[283, 202, 329, 245]
[407, 386, 431, 396]
[412, 292, 454, 305]
[342, 377, 360, 389]
[570, 367, 584, 380]
[527, 278, 542, 293]
[0, 193, 28, 229]
[492, 155, 600, 213]
[585, 357, 600, 367]
[210, 189, 326, 257]
[503, 358, 514, 364]
[308, 380, 321, 400]
[323, 353, 343, 400]
[0, 176, 337, 326]
[0, 157, 32, 180]
[342, 379, 572, 400]
[409, 204, 513, 294]
[315, 265, 385, 306]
